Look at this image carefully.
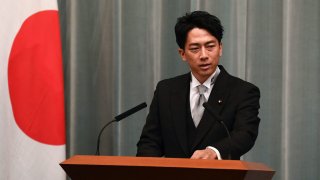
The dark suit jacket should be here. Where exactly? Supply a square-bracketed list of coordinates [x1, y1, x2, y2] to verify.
[137, 65, 260, 160]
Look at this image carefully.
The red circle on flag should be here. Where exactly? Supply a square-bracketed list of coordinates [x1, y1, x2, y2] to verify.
[8, 10, 65, 145]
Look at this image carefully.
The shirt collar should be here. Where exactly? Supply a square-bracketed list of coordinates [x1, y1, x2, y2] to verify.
[190, 66, 220, 89]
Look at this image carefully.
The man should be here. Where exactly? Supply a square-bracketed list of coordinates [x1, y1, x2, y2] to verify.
[137, 11, 260, 160]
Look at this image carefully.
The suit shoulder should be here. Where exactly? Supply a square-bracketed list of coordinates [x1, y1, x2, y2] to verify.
[232, 75, 258, 87]
[157, 73, 190, 88]
[225, 73, 260, 93]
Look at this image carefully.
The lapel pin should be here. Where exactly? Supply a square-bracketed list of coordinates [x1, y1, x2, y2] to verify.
[218, 100, 223, 104]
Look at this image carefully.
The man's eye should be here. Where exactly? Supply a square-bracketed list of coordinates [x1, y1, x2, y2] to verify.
[206, 45, 215, 51]
[189, 48, 199, 52]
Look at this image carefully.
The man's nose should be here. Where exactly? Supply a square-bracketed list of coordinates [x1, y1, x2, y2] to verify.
[199, 47, 208, 60]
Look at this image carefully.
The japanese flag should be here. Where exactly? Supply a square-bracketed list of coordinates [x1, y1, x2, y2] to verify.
[0, 0, 66, 179]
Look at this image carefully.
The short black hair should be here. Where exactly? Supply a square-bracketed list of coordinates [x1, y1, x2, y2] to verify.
[175, 11, 224, 49]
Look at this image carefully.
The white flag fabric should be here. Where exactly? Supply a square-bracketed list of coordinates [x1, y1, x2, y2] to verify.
[0, 0, 66, 179]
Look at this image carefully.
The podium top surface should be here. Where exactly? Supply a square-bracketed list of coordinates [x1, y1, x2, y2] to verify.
[60, 155, 275, 180]
[61, 155, 273, 172]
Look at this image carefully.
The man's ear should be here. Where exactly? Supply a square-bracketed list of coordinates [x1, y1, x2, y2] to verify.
[178, 48, 187, 61]
[219, 42, 223, 57]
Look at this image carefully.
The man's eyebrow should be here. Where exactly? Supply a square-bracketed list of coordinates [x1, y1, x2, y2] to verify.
[188, 40, 217, 47]
[188, 43, 200, 47]
[205, 40, 217, 45]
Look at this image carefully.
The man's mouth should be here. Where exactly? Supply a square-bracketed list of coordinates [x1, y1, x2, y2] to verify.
[199, 64, 211, 70]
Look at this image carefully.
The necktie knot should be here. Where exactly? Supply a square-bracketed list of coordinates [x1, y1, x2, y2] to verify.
[197, 85, 207, 95]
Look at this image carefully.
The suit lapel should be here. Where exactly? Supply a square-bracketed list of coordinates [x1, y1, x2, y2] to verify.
[191, 66, 231, 150]
[170, 73, 190, 156]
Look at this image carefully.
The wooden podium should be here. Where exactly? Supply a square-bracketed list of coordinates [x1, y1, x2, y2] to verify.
[60, 155, 275, 180]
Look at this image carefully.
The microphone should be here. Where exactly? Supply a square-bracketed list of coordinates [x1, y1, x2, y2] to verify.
[95, 102, 147, 155]
[203, 102, 232, 160]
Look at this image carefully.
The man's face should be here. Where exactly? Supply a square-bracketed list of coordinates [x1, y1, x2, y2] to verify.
[179, 28, 222, 83]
